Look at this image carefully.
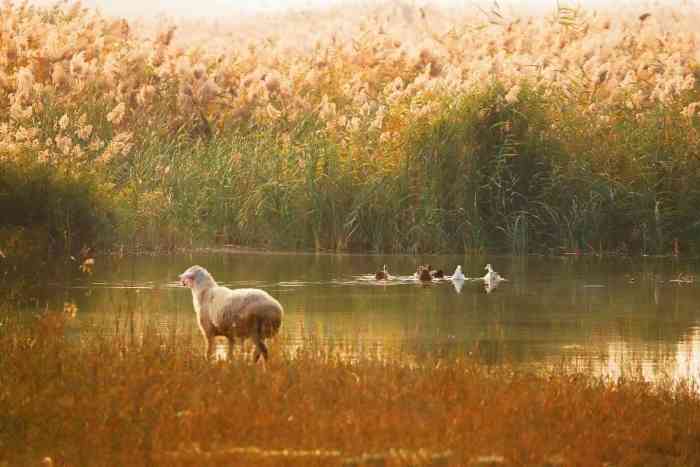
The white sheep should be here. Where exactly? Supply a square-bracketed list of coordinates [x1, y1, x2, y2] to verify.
[179, 265, 284, 362]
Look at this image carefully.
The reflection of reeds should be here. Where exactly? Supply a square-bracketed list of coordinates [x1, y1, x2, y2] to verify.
[2, 310, 700, 466]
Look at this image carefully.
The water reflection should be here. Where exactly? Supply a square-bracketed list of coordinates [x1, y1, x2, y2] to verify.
[675, 326, 700, 383]
[5, 253, 700, 386]
[571, 327, 700, 386]
[483, 276, 505, 294]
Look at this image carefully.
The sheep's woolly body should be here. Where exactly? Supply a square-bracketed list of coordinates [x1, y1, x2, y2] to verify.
[180, 265, 283, 361]
[196, 287, 282, 339]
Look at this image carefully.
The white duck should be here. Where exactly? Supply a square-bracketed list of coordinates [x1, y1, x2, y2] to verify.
[482, 264, 505, 283]
[451, 265, 466, 281]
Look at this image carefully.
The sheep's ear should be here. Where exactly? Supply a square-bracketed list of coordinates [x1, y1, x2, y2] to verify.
[181, 270, 193, 279]
[180, 271, 196, 287]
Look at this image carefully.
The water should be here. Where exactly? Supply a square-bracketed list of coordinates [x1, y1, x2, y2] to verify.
[7, 252, 700, 384]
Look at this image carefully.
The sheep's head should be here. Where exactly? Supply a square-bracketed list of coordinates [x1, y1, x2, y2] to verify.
[179, 265, 215, 290]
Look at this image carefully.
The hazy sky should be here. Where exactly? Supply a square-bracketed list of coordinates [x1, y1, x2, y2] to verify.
[60, 0, 659, 19]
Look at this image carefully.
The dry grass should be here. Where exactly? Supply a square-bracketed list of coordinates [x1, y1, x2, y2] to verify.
[1, 310, 699, 466]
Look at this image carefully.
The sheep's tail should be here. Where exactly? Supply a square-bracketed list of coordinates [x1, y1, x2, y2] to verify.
[252, 308, 281, 362]
[256, 311, 282, 339]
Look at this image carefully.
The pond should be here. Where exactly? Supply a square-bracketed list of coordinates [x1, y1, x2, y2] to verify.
[6, 252, 700, 385]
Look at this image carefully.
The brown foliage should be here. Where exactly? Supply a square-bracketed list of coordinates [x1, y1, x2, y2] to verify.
[1, 312, 699, 466]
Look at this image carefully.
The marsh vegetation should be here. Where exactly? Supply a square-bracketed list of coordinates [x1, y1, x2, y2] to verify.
[2, 1, 700, 464]
[2, 253, 700, 466]
[2, 307, 700, 467]
[1, 2, 700, 257]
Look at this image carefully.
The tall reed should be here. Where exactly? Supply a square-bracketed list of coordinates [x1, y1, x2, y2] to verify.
[1, 2, 700, 256]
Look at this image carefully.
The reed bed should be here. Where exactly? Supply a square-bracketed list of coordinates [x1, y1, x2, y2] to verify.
[1, 1, 700, 256]
[1, 310, 700, 466]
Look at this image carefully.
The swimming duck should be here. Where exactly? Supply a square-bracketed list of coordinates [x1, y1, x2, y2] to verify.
[375, 264, 389, 280]
[482, 264, 505, 283]
[451, 265, 466, 281]
[416, 265, 433, 282]
[431, 269, 445, 279]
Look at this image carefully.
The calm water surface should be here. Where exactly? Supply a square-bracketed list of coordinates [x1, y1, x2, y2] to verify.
[13, 252, 700, 384]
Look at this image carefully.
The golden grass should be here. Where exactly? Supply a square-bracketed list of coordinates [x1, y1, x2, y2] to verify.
[1, 1, 700, 254]
[1, 311, 699, 466]
[1, 1, 699, 169]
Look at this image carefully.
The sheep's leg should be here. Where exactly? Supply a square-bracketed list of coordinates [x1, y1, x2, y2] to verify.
[225, 335, 235, 360]
[198, 318, 216, 360]
[252, 317, 269, 363]
[252, 337, 268, 362]
[205, 335, 216, 359]
[252, 338, 268, 372]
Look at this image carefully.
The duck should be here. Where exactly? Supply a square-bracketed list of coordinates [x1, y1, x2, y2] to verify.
[416, 265, 433, 282]
[431, 269, 445, 279]
[451, 265, 466, 281]
[375, 264, 390, 280]
[482, 264, 505, 283]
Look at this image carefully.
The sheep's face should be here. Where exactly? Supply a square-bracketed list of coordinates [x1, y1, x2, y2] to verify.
[179, 265, 211, 289]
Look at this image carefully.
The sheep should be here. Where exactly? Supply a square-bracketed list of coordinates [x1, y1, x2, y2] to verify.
[179, 265, 283, 362]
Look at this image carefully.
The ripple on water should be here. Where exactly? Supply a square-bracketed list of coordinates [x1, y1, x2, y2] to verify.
[30, 254, 700, 388]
